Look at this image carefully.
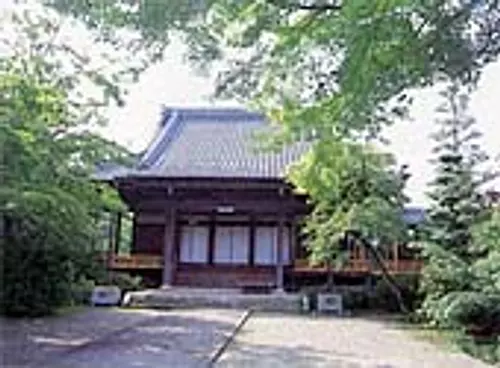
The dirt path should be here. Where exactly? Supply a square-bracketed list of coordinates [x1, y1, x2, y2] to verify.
[216, 313, 492, 368]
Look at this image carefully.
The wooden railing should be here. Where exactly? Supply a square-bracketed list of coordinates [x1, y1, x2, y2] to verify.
[293, 258, 422, 274]
[107, 254, 163, 270]
[101, 253, 422, 274]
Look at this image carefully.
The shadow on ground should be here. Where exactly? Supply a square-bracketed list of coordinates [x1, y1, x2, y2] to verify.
[214, 313, 488, 368]
[215, 314, 392, 368]
[1, 308, 241, 368]
[215, 341, 381, 368]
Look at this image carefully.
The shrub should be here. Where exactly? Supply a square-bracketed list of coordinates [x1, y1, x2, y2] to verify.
[454, 333, 500, 365]
[105, 272, 144, 293]
[368, 275, 421, 312]
[444, 292, 500, 336]
[0, 221, 106, 316]
[342, 289, 369, 311]
[71, 277, 96, 305]
[0, 237, 76, 317]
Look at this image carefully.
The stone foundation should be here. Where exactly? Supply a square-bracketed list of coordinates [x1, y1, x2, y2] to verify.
[124, 288, 302, 312]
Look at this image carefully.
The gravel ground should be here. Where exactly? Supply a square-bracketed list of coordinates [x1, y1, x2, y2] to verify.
[216, 313, 493, 368]
[1, 308, 493, 368]
[0, 307, 244, 368]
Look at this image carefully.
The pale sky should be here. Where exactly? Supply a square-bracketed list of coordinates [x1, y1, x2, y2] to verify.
[105, 38, 500, 206]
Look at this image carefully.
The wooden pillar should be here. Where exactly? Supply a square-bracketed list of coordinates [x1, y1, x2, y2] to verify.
[275, 215, 285, 292]
[113, 212, 122, 254]
[162, 207, 177, 287]
[289, 218, 297, 290]
[208, 213, 215, 265]
[131, 214, 137, 254]
[290, 220, 295, 264]
[249, 214, 255, 266]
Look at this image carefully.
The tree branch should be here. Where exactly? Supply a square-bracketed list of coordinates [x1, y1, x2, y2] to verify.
[296, 3, 342, 11]
[267, 1, 342, 11]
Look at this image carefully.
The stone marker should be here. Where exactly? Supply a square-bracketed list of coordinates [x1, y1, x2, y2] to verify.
[317, 293, 343, 315]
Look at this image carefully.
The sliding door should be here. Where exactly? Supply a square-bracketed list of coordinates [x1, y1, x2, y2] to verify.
[179, 225, 209, 264]
[214, 226, 249, 264]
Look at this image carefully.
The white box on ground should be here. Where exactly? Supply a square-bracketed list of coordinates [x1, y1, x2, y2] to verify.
[317, 293, 343, 315]
[91, 286, 122, 306]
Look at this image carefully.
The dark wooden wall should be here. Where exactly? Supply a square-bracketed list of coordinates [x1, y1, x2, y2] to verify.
[133, 223, 164, 254]
[175, 264, 275, 288]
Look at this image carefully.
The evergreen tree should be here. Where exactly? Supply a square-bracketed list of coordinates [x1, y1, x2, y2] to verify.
[420, 84, 490, 324]
[426, 84, 487, 259]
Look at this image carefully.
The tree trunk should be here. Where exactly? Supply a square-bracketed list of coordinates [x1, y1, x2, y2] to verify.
[354, 232, 409, 315]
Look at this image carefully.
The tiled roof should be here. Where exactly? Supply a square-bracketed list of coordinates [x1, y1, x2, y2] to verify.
[103, 107, 311, 180]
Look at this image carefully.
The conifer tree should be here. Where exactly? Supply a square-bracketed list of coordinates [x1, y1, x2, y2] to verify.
[420, 84, 490, 323]
[426, 84, 487, 259]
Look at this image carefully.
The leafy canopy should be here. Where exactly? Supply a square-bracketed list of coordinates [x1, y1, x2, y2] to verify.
[46, 0, 500, 139]
[0, 5, 135, 316]
[289, 140, 409, 266]
[0, 61, 108, 316]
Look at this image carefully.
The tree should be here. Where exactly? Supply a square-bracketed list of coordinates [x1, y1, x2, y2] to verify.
[0, 5, 134, 316]
[426, 84, 488, 257]
[470, 206, 500, 295]
[289, 139, 409, 297]
[2, 2, 152, 125]
[444, 209, 500, 364]
[419, 84, 493, 324]
[46, 0, 500, 142]
[0, 57, 132, 316]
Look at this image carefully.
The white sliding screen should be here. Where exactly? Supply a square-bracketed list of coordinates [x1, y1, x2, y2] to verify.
[254, 226, 277, 265]
[179, 226, 209, 263]
[254, 226, 291, 265]
[214, 226, 249, 264]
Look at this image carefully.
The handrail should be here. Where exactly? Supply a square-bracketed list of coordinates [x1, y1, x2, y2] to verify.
[101, 253, 422, 273]
[107, 254, 163, 269]
[293, 258, 422, 274]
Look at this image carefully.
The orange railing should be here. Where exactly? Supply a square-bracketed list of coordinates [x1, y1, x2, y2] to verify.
[293, 258, 422, 274]
[107, 254, 163, 270]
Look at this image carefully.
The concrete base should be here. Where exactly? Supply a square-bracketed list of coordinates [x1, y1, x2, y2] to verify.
[124, 288, 301, 312]
[273, 288, 287, 295]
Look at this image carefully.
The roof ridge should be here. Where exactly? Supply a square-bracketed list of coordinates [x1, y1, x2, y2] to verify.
[162, 106, 264, 121]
